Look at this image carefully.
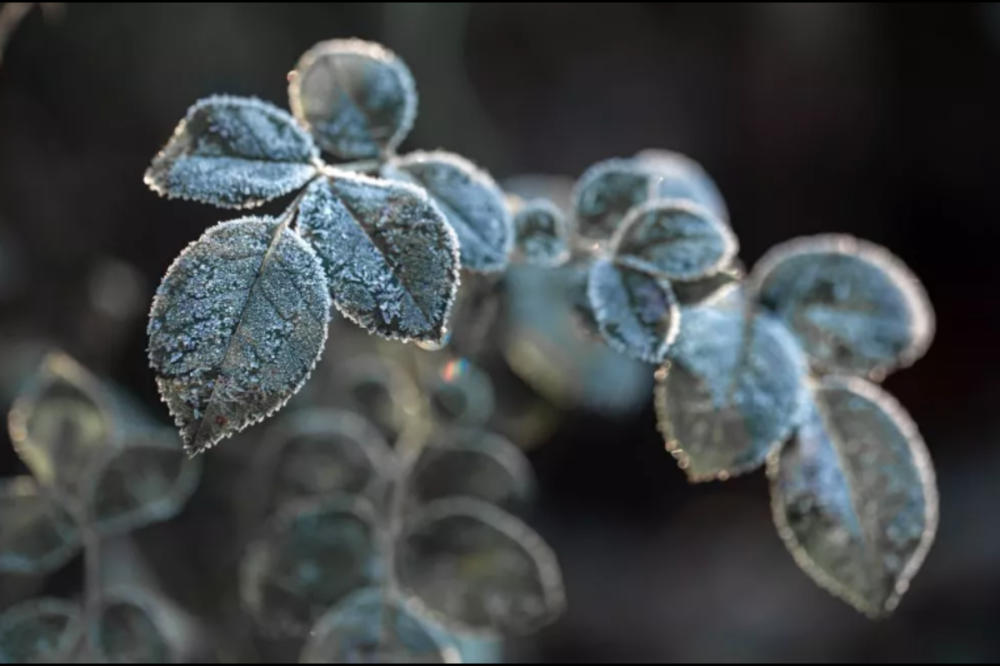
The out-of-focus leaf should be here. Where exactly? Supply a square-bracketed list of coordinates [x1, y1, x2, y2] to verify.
[89, 594, 171, 664]
[657, 297, 809, 481]
[147, 217, 332, 455]
[769, 376, 938, 617]
[404, 429, 536, 510]
[330, 355, 423, 445]
[611, 200, 737, 282]
[751, 235, 935, 380]
[0, 478, 79, 575]
[441, 271, 502, 358]
[503, 264, 652, 416]
[0, 598, 82, 664]
[299, 588, 461, 665]
[241, 496, 381, 638]
[383, 151, 512, 274]
[394, 498, 564, 636]
[297, 173, 460, 346]
[588, 259, 679, 364]
[8, 352, 115, 502]
[671, 268, 742, 307]
[511, 199, 570, 267]
[572, 158, 654, 240]
[289, 38, 417, 160]
[256, 408, 394, 511]
[426, 359, 495, 428]
[503, 174, 575, 216]
[144, 96, 319, 209]
[634, 149, 729, 225]
[85, 430, 202, 538]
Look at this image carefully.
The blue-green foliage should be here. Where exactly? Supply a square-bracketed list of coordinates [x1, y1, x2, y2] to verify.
[635, 149, 729, 224]
[512, 198, 571, 267]
[0, 599, 82, 664]
[145, 96, 320, 209]
[91, 596, 172, 664]
[0, 478, 79, 575]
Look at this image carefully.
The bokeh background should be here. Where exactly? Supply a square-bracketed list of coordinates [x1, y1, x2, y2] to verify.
[1, 3, 998, 662]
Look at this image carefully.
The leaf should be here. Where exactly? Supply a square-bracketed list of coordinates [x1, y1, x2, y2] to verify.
[0, 477, 80, 575]
[297, 173, 460, 345]
[572, 158, 655, 240]
[657, 297, 809, 481]
[299, 588, 461, 665]
[440, 271, 503, 358]
[404, 429, 536, 510]
[587, 258, 679, 364]
[671, 267, 743, 307]
[611, 200, 738, 282]
[240, 496, 381, 638]
[145, 96, 320, 209]
[511, 198, 571, 267]
[768, 376, 938, 617]
[85, 430, 202, 538]
[329, 355, 423, 445]
[750, 235, 935, 379]
[634, 149, 729, 225]
[289, 38, 417, 160]
[147, 216, 332, 455]
[89, 594, 172, 664]
[427, 359, 495, 428]
[0, 598, 83, 664]
[8, 351, 115, 503]
[393, 498, 565, 636]
[255, 408, 394, 512]
[383, 151, 513, 273]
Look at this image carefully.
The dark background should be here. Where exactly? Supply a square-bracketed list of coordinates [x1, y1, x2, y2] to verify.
[1, 3, 998, 662]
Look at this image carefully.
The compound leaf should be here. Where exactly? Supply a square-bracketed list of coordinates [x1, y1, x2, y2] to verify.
[145, 96, 319, 209]
[289, 39, 417, 160]
[383, 151, 512, 274]
[148, 216, 332, 456]
[769, 376, 938, 617]
[297, 173, 460, 345]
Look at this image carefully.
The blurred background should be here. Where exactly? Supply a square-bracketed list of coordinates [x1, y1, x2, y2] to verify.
[0, 2, 997, 662]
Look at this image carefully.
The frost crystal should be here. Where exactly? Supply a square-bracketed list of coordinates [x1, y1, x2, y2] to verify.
[769, 376, 938, 617]
[289, 39, 417, 160]
[752, 235, 935, 379]
[587, 258, 679, 364]
[147, 217, 332, 455]
[145, 96, 319, 209]
[512, 198, 571, 267]
[297, 173, 460, 345]
[612, 200, 738, 282]
[383, 151, 513, 273]
[658, 298, 809, 481]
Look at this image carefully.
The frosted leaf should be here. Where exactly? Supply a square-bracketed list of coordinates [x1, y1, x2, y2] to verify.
[511, 199, 570, 267]
[394, 498, 565, 636]
[256, 408, 394, 512]
[572, 158, 653, 240]
[769, 376, 938, 617]
[8, 352, 115, 503]
[147, 216, 332, 455]
[300, 588, 461, 665]
[85, 430, 202, 538]
[289, 39, 417, 160]
[383, 151, 512, 274]
[297, 174, 459, 346]
[587, 259, 679, 364]
[566, 263, 601, 340]
[503, 264, 652, 416]
[0, 599, 83, 664]
[671, 267, 742, 307]
[241, 496, 382, 638]
[331, 355, 423, 445]
[611, 200, 738, 282]
[89, 594, 171, 664]
[751, 235, 935, 379]
[657, 301, 809, 482]
[427, 360, 495, 428]
[634, 149, 729, 224]
[145, 96, 319, 209]
[404, 430, 536, 511]
[0, 477, 79, 575]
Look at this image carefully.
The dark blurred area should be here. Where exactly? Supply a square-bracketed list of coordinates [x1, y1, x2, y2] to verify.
[1, 2, 998, 662]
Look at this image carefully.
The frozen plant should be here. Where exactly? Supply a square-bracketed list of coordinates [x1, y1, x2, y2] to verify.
[144, 38, 571, 457]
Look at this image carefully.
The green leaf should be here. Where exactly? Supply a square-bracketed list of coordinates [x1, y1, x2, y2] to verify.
[147, 216, 332, 455]
[769, 376, 938, 617]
